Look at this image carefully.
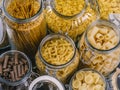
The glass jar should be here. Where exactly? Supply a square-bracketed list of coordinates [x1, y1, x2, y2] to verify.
[2, 0, 47, 60]
[97, 0, 120, 20]
[0, 50, 32, 90]
[29, 75, 65, 90]
[78, 20, 120, 76]
[0, 3, 10, 53]
[35, 34, 80, 83]
[45, 0, 99, 41]
[107, 68, 120, 90]
[109, 14, 120, 29]
[69, 68, 107, 90]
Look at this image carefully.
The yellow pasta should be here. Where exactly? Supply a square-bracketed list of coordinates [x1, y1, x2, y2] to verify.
[45, 0, 98, 41]
[98, 0, 120, 20]
[72, 70, 105, 90]
[41, 38, 74, 65]
[36, 49, 80, 83]
[79, 23, 120, 76]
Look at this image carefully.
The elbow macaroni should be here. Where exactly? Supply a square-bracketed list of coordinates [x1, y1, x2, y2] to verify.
[72, 70, 105, 90]
[79, 25, 120, 76]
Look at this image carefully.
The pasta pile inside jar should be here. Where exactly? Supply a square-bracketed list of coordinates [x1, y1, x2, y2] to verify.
[70, 69, 106, 90]
[35, 34, 80, 83]
[79, 20, 120, 76]
[45, 0, 98, 41]
[4, 0, 46, 59]
[98, 0, 120, 20]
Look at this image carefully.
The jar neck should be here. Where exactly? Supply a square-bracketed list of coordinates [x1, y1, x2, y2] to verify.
[38, 34, 76, 69]
[85, 20, 120, 53]
[49, 0, 88, 19]
[3, 0, 43, 24]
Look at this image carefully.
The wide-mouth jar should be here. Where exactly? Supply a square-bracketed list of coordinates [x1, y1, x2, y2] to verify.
[69, 68, 107, 90]
[78, 20, 120, 76]
[35, 33, 80, 83]
[45, 0, 99, 41]
[0, 50, 32, 86]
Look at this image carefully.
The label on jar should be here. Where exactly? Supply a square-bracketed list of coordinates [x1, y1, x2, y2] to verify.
[109, 14, 120, 29]
[0, 17, 4, 44]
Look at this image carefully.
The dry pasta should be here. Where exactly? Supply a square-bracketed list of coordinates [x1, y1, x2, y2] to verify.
[79, 24, 120, 76]
[72, 70, 105, 90]
[87, 25, 119, 50]
[41, 38, 74, 65]
[45, 0, 98, 41]
[5, 0, 46, 58]
[98, 0, 120, 20]
[35, 50, 80, 83]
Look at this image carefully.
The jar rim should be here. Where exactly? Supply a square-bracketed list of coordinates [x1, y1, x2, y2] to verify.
[38, 33, 76, 69]
[69, 68, 107, 90]
[85, 19, 120, 53]
[0, 17, 5, 45]
[2, 0, 43, 23]
[50, 0, 88, 19]
[29, 75, 65, 90]
[0, 50, 32, 86]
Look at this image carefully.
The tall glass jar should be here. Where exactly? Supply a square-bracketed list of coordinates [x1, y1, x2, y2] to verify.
[35, 34, 80, 83]
[45, 0, 99, 41]
[78, 20, 120, 76]
[2, 0, 47, 60]
[0, 1, 10, 54]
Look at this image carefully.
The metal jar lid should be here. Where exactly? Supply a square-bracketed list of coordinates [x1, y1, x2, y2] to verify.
[29, 75, 65, 90]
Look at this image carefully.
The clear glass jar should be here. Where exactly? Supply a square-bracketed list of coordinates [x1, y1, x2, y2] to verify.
[106, 68, 120, 90]
[29, 75, 65, 90]
[109, 14, 120, 29]
[69, 68, 107, 90]
[35, 34, 80, 83]
[2, 0, 47, 60]
[0, 3, 10, 53]
[45, 0, 99, 41]
[0, 50, 32, 90]
[97, 0, 120, 20]
[78, 20, 120, 76]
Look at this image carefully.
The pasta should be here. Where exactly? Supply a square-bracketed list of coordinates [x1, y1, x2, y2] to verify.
[45, 0, 98, 41]
[98, 0, 120, 20]
[5, 0, 46, 58]
[41, 38, 74, 65]
[72, 70, 105, 90]
[79, 22, 120, 76]
[35, 49, 80, 83]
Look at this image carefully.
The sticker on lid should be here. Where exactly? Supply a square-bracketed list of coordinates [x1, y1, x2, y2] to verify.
[0, 17, 4, 44]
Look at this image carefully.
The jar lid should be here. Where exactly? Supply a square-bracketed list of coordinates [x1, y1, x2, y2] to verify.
[0, 17, 4, 45]
[29, 75, 65, 90]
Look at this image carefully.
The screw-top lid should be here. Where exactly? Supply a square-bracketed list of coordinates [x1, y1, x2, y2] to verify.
[29, 75, 65, 90]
